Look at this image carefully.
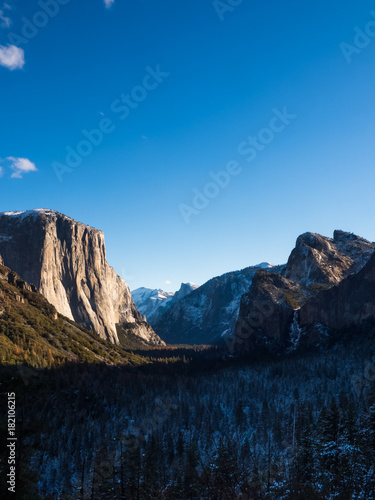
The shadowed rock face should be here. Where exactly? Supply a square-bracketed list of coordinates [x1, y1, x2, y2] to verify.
[235, 231, 375, 354]
[0, 210, 163, 345]
[299, 251, 375, 333]
[234, 271, 308, 353]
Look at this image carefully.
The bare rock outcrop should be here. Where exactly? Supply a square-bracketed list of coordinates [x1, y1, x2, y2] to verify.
[283, 231, 375, 286]
[299, 251, 375, 333]
[235, 230, 375, 354]
[234, 270, 308, 353]
[0, 209, 164, 345]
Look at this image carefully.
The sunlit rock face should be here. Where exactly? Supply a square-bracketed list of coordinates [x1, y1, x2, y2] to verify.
[0, 209, 163, 345]
[283, 230, 375, 286]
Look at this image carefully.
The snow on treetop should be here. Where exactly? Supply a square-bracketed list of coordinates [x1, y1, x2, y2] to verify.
[0, 209, 100, 232]
[1, 209, 55, 220]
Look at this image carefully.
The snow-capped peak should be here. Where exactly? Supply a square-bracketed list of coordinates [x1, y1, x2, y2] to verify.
[132, 282, 198, 324]
[1, 209, 51, 220]
[254, 262, 275, 269]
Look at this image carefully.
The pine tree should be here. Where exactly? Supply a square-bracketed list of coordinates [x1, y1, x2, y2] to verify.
[213, 438, 238, 499]
[123, 439, 141, 500]
[183, 440, 200, 499]
[235, 399, 246, 428]
[141, 435, 159, 498]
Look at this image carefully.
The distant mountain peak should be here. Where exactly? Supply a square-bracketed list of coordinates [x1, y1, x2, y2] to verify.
[132, 282, 198, 325]
[255, 262, 274, 269]
[175, 282, 199, 295]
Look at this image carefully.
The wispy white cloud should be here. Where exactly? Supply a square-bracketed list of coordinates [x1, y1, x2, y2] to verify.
[6, 157, 37, 178]
[0, 167, 3, 177]
[104, 0, 114, 8]
[165, 280, 172, 284]
[0, 44, 24, 70]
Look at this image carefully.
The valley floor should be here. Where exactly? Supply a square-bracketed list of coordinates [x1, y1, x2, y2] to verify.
[1, 331, 375, 499]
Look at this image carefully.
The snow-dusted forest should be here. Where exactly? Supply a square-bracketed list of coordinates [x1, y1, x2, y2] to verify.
[2, 328, 375, 500]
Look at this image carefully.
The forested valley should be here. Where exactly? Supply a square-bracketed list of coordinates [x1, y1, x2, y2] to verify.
[1, 327, 375, 500]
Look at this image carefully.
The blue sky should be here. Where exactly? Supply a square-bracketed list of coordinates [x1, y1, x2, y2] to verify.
[1, 0, 375, 291]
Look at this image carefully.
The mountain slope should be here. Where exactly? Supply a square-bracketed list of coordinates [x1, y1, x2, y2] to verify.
[0, 260, 147, 367]
[0, 209, 164, 346]
[153, 263, 280, 344]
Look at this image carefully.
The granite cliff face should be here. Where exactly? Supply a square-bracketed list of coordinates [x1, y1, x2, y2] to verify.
[283, 230, 375, 286]
[235, 231, 375, 354]
[299, 251, 375, 334]
[234, 271, 307, 354]
[0, 210, 163, 346]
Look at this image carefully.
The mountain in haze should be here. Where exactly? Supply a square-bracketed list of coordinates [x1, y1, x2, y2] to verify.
[0, 210, 164, 346]
[153, 263, 281, 344]
[234, 230, 375, 354]
[132, 282, 198, 325]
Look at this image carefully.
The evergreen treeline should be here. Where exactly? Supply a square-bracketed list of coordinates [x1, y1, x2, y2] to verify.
[1, 332, 375, 499]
